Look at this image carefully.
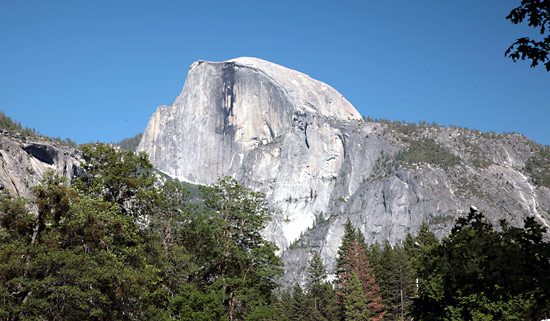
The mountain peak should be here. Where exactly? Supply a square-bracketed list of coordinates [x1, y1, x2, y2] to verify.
[189, 57, 362, 121]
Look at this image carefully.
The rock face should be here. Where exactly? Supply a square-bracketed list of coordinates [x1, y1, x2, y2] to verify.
[138, 57, 362, 246]
[0, 134, 81, 199]
[138, 57, 550, 285]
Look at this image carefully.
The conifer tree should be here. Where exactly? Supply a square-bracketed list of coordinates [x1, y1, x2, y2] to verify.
[289, 283, 313, 321]
[338, 240, 385, 321]
[307, 251, 327, 318]
[276, 288, 294, 321]
[391, 245, 414, 320]
[306, 251, 340, 321]
[376, 242, 415, 321]
[344, 271, 370, 321]
[307, 251, 327, 287]
[365, 241, 383, 276]
[412, 208, 550, 320]
[336, 219, 358, 275]
[403, 222, 438, 262]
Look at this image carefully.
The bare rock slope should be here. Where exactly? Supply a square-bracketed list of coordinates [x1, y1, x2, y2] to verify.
[138, 57, 550, 285]
[0, 133, 81, 199]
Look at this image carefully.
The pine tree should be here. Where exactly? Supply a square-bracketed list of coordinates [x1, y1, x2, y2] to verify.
[289, 283, 313, 321]
[338, 240, 385, 321]
[365, 241, 383, 276]
[306, 251, 340, 321]
[344, 271, 370, 321]
[377, 243, 415, 321]
[277, 288, 294, 320]
[307, 251, 327, 286]
[336, 219, 358, 276]
[307, 251, 327, 318]
[412, 208, 550, 320]
[392, 245, 414, 320]
[403, 222, 438, 261]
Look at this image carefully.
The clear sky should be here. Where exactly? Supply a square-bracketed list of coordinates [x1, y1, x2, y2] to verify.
[1, 0, 549, 145]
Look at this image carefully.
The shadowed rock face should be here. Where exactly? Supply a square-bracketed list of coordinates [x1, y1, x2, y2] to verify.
[23, 144, 58, 165]
[138, 57, 550, 286]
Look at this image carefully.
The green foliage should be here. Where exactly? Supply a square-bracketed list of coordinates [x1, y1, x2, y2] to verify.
[364, 117, 439, 132]
[338, 240, 385, 321]
[170, 283, 226, 321]
[369, 138, 461, 181]
[75, 143, 160, 217]
[0, 172, 167, 320]
[307, 251, 327, 288]
[0, 191, 33, 239]
[115, 132, 144, 152]
[269, 252, 340, 321]
[505, 0, 550, 71]
[336, 220, 385, 321]
[368, 242, 415, 321]
[396, 138, 461, 169]
[336, 219, 366, 276]
[193, 176, 283, 320]
[365, 223, 438, 321]
[0, 110, 37, 139]
[306, 251, 340, 321]
[412, 207, 550, 320]
[148, 179, 199, 296]
[403, 222, 438, 267]
[288, 283, 314, 321]
[0, 110, 77, 146]
[524, 145, 550, 188]
[344, 271, 371, 321]
[7, 138, 550, 321]
[0, 145, 284, 320]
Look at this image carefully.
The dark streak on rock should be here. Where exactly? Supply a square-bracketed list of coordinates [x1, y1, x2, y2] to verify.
[215, 63, 238, 141]
[222, 62, 236, 121]
[265, 121, 275, 140]
[337, 133, 347, 159]
[304, 122, 310, 149]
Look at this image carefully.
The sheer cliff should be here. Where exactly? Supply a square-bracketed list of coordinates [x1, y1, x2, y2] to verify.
[137, 57, 550, 285]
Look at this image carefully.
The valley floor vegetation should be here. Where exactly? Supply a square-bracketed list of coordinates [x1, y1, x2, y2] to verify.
[1, 144, 549, 320]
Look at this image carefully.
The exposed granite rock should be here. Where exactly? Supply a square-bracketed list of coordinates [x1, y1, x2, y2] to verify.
[138, 57, 550, 286]
[0, 135, 81, 199]
[138, 57, 362, 246]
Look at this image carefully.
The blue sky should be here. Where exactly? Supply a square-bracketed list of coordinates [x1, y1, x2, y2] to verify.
[1, 0, 549, 145]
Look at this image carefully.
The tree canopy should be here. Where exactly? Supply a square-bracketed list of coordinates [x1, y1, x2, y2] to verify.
[2, 143, 549, 320]
[412, 207, 550, 320]
[506, 0, 550, 71]
[0, 145, 283, 320]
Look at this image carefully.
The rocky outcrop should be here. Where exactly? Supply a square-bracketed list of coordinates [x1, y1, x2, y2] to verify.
[0, 134, 81, 199]
[23, 143, 58, 165]
[138, 57, 550, 286]
[279, 125, 550, 284]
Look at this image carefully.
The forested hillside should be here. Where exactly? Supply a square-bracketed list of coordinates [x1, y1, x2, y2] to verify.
[1, 144, 549, 320]
[0, 110, 77, 147]
[114, 132, 143, 152]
